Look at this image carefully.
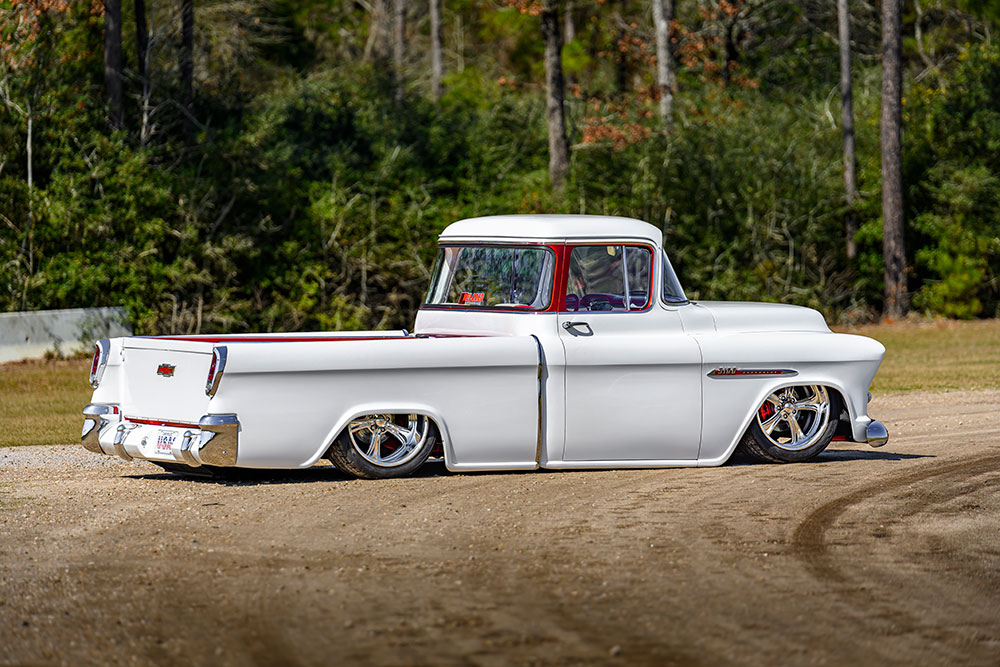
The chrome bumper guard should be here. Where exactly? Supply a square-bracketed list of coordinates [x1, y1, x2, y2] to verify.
[195, 414, 240, 467]
[866, 420, 889, 448]
[81, 404, 117, 454]
[113, 423, 133, 460]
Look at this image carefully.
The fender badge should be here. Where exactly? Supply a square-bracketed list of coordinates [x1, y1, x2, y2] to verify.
[708, 367, 797, 378]
[157, 364, 176, 377]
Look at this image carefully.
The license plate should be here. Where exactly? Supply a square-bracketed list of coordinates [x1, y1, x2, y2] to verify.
[156, 429, 177, 455]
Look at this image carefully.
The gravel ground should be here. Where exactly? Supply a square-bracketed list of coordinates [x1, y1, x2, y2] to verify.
[1, 389, 999, 666]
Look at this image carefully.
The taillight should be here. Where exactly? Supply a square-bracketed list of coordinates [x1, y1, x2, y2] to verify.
[205, 346, 228, 396]
[89, 339, 111, 388]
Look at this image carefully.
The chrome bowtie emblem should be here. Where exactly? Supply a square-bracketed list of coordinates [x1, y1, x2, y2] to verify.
[157, 363, 176, 377]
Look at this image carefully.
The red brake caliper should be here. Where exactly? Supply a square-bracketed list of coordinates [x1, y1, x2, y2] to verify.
[758, 401, 775, 422]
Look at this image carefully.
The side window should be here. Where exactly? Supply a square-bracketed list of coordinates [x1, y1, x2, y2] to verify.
[564, 245, 652, 312]
[625, 246, 652, 309]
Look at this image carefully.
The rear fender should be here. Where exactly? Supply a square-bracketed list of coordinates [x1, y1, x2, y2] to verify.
[311, 403, 453, 469]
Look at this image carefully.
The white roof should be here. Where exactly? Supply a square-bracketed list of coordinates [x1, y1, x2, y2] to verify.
[439, 215, 662, 244]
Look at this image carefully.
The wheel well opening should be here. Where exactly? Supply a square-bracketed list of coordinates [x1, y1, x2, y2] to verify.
[325, 412, 446, 463]
[828, 386, 854, 439]
[738, 383, 845, 463]
[426, 418, 445, 460]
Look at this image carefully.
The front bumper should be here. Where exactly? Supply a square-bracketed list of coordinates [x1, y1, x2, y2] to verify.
[866, 420, 889, 448]
[81, 406, 240, 467]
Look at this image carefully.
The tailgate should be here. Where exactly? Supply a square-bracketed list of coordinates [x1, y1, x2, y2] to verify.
[121, 338, 216, 423]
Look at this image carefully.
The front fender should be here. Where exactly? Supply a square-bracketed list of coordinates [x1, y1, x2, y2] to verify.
[695, 332, 885, 463]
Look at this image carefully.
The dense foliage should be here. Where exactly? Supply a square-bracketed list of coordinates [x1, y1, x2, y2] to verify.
[1, 1, 998, 334]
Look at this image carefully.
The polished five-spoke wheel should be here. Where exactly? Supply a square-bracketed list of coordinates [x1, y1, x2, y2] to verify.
[740, 385, 841, 463]
[755, 385, 831, 451]
[328, 413, 437, 479]
[348, 414, 430, 468]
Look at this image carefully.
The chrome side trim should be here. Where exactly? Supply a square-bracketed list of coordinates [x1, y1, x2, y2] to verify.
[707, 368, 798, 379]
[196, 414, 239, 466]
[530, 335, 546, 466]
[866, 420, 889, 448]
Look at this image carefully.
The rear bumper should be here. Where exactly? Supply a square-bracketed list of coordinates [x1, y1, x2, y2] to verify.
[81, 406, 241, 467]
[81, 404, 119, 454]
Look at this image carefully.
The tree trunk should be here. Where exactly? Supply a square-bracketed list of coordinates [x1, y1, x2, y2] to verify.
[181, 0, 194, 143]
[393, 0, 406, 102]
[652, 0, 674, 128]
[880, 0, 907, 318]
[104, 0, 123, 129]
[838, 0, 858, 259]
[365, 0, 390, 62]
[564, 0, 575, 85]
[541, 0, 570, 192]
[135, 0, 151, 145]
[565, 0, 576, 41]
[429, 0, 443, 101]
[23, 109, 32, 310]
[26, 111, 32, 205]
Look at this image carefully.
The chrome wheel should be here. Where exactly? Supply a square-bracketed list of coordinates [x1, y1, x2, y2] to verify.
[755, 385, 831, 452]
[347, 413, 430, 468]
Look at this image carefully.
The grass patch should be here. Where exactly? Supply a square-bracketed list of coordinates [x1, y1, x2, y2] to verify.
[835, 319, 1000, 394]
[0, 319, 997, 447]
[0, 358, 92, 447]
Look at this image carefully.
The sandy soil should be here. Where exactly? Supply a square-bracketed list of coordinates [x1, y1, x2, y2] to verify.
[2, 389, 998, 666]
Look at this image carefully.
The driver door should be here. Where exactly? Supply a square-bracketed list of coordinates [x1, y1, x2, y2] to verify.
[557, 244, 702, 461]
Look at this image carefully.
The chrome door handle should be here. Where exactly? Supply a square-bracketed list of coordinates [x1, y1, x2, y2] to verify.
[562, 321, 593, 336]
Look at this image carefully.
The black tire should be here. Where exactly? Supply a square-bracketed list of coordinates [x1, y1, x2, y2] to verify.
[738, 385, 841, 463]
[327, 413, 437, 480]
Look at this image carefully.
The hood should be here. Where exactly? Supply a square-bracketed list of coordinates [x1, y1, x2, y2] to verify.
[695, 301, 831, 334]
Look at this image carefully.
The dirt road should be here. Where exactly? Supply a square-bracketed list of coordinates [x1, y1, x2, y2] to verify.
[2, 389, 998, 666]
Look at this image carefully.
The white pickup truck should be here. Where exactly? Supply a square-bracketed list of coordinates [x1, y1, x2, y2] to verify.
[81, 215, 888, 478]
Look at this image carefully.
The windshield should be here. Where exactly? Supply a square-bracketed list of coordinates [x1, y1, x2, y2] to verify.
[425, 245, 556, 310]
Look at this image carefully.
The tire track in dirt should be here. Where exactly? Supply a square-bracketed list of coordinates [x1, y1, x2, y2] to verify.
[791, 451, 1000, 584]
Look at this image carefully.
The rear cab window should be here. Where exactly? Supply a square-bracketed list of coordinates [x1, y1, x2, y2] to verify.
[424, 245, 556, 310]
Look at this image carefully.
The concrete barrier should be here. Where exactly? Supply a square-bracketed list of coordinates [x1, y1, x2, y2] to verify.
[0, 307, 132, 363]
